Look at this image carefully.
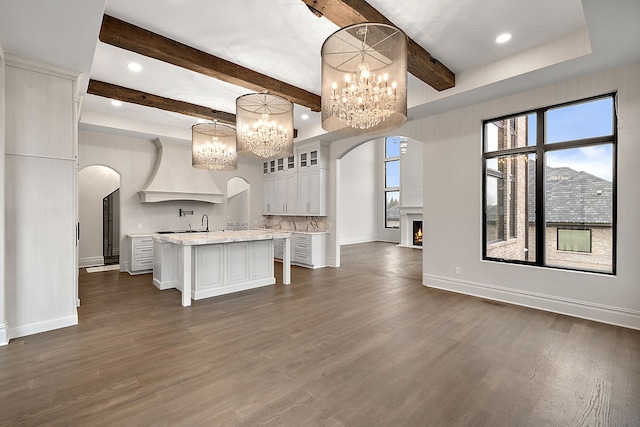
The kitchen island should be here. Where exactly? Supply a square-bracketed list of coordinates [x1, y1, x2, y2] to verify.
[153, 230, 292, 306]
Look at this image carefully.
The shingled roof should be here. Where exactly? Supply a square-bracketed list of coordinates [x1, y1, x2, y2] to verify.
[529, 164, 613, 224]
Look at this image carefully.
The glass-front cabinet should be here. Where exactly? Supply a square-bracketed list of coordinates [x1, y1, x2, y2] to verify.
[261, 141, 328, 216]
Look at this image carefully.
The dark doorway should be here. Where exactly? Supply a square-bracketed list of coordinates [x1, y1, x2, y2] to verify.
[103, 189, 120, 265]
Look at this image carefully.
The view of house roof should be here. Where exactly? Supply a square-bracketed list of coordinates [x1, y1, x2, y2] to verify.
[530, 164, 613, 225]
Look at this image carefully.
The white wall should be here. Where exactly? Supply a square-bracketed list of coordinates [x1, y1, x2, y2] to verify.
[78, 128, 264, 271]
[0, 44, 7, 345]
[401, 138, 424, 208]
[5, 56, 79, 339]
[78, 165, 120, 267]
[415, 62, 640, 329]
[339, 141, 377, 245]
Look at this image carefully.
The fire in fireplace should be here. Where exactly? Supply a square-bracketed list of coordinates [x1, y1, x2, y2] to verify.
[413, 221, 423, 246]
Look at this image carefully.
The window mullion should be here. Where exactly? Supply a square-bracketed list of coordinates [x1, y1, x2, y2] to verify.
[535, 110, 545, 267]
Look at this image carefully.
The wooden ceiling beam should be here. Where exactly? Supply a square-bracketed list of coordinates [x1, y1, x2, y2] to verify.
[87, 80, 300, 138]
[99, 15, 322, 112]
[301, 0, 455, 91]
[87, 80, 237, 125]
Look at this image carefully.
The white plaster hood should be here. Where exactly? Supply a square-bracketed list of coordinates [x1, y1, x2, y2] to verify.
[138, 138, 225, 203]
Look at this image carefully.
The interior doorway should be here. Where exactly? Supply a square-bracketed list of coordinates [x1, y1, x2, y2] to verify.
[103, 188, 120, 265]
[78, 165, 121, 268]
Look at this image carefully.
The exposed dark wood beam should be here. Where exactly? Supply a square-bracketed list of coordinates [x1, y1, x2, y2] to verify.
[87, 80, 237, 125]
[87, 80, 299, 138]
[99, 15, 322, 112]
[301, 0, 455, 91]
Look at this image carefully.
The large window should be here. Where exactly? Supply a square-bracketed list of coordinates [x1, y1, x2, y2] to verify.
[483, 94, 616, 274]
[384, 137, 401, 228]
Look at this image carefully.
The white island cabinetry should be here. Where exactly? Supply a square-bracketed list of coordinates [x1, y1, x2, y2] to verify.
[153, 230, 292, 306]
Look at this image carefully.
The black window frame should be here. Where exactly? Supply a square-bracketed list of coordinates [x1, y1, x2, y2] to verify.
[384, 137, 401, 229]
[482, 93, 617, 275]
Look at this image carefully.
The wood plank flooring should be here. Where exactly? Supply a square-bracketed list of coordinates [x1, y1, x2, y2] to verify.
[1, 242, 638, 426]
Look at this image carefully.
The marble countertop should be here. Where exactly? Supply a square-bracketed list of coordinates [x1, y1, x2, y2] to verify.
[127, 233, 158, 238]
[158, 229, 293, 246]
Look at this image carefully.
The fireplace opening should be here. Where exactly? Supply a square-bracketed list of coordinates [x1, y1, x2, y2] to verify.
[413, 221, 423, 246]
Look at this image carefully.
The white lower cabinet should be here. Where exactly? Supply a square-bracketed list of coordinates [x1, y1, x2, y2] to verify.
[274, 232, 327, 269]
[128, 235, 154, 274]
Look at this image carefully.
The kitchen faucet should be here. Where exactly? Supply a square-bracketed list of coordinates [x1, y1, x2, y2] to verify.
[202, 214, 209, 232]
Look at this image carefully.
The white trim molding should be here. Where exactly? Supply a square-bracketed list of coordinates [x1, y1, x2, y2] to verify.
[424, 274, 640, 331]
[8, 314, 78, 340]
[79, 256, 105, 268]
[0, 324, 8, 346]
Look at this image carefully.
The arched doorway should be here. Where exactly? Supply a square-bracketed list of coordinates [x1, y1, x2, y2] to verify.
[78, 165, 121, 268]
[226, 177, 250, 230]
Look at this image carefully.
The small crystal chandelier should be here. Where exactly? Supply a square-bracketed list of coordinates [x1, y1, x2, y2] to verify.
[192, 121, 237, 171]
[321, 23, 408, 136]
[236, 91, 294, 159]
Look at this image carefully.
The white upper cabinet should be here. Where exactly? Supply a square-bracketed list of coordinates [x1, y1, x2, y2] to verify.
[261, 141, 328, 216]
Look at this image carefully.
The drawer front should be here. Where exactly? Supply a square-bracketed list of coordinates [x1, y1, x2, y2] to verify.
[134, 245, 154, 257]
[294, 233, 311, 244]
[294, 251, 312, 264]
[133, 257, 154, 271]
[133, 236, 153, 246]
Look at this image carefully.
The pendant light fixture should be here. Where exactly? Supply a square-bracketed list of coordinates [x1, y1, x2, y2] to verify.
[236, 91, 294, 159]
[192, 120, 237, 171]
[321, 23, 408, 136]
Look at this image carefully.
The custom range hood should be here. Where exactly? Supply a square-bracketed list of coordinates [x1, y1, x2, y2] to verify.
[138, 138, 225, 203]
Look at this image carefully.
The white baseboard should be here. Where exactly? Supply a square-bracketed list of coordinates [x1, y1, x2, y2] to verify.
[78, 256, 104, 268]
[153, 277, 178, 290]
[424, 274, 640, 331]
[8, 313, 79, 340]
[0, 324, 8, 346]
[340, 237, 375, 245]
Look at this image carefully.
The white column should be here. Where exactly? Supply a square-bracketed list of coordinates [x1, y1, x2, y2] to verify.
[182, 245, 192, 306]
[283, 236, 291, 285]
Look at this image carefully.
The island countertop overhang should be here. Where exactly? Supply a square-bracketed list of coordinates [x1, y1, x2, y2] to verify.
[156, 229, 292, 246]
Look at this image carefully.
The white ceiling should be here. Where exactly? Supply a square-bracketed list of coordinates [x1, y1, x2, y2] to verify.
[1, 0, 639, 140]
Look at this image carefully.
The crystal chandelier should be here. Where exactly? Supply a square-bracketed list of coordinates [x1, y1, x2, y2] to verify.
[236, 92, 294, 159]
[321, 23, 408, 136]
[192, 121, 237, 171]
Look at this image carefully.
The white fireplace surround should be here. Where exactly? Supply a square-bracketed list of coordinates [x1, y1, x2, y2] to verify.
[399, 206, 423, 248]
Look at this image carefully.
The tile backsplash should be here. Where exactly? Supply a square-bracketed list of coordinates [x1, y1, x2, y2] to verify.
[260, 216, 327, 232]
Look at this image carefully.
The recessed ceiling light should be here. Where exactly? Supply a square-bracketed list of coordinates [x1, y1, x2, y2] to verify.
[301, 114, 309, 120]
[111, 100, 122, 107]
[127, 62, 142, 72]
[496, 33, 512, 44]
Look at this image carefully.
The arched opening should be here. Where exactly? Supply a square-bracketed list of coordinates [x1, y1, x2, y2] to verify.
[334, 135, 424, 266]
[78, 165, 121, 270]
[226, 177, 250, 230]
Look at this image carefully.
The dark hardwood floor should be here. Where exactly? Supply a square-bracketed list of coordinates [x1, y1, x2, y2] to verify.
[1, 242, 638, 426]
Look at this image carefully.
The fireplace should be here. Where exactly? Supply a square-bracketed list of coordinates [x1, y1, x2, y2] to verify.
[413, 221, 423, 246]
[399, 207, 423, 248]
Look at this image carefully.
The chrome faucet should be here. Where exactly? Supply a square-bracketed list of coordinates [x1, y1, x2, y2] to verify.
[202, 214, 209, 232]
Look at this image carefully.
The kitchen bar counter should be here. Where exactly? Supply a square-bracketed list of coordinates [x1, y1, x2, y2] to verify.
[154, 230, 292, 306]
[159, 229, 292, 245]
